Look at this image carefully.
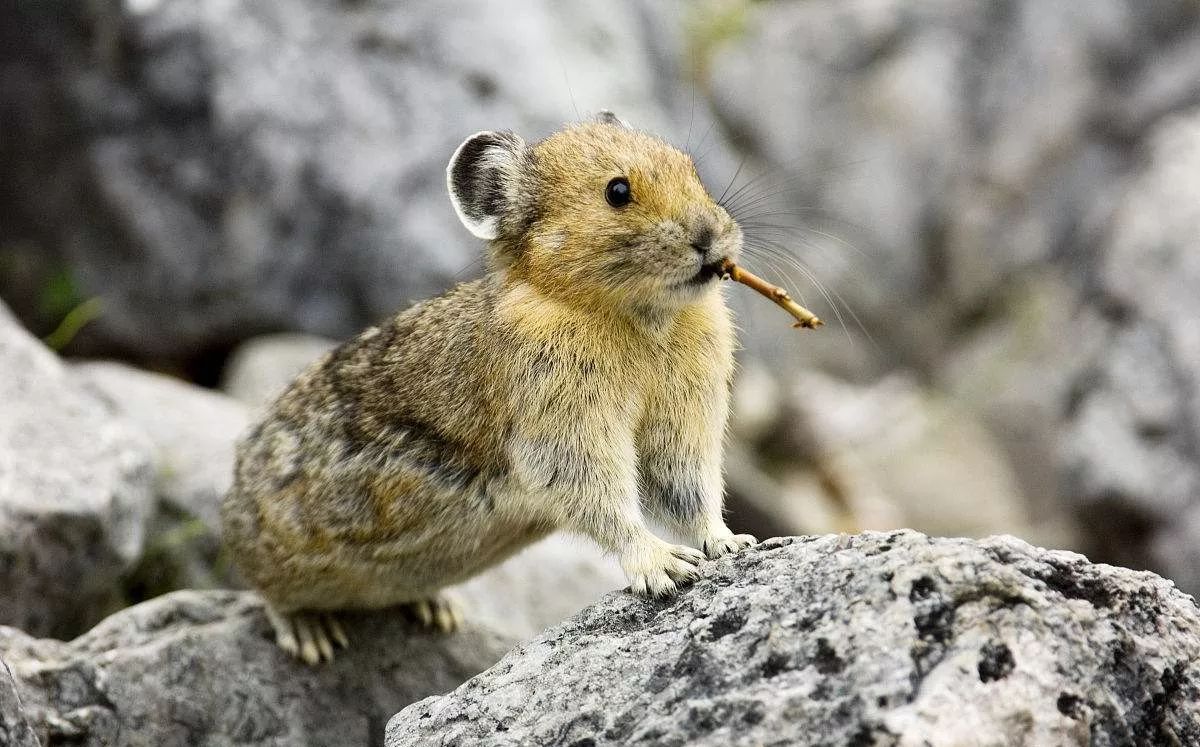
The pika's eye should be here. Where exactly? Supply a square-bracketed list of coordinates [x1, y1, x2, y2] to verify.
[605, 176, 632, 208]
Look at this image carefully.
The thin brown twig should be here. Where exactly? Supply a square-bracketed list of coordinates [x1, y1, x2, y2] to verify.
[720, 259, 823, 330]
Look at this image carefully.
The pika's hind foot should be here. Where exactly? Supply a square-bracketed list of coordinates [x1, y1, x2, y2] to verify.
[404, 594, 463, 633]
[265, 606, 349, 666]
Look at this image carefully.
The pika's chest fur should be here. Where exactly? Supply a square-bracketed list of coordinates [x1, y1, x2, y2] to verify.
[490, 281, 734, 495]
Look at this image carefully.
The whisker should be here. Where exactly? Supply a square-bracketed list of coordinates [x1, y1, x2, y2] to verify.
[744, 237, 880, 353]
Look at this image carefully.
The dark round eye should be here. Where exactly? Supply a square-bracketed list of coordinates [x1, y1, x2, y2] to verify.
[605, 176, 632, 208]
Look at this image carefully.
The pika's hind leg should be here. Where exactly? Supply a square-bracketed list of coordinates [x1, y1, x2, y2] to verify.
[402, 593, 463, 633]
[264, 606, 350, 666]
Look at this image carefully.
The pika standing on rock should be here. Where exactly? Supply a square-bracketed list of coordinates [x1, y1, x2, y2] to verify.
[221, 112, 756, 664]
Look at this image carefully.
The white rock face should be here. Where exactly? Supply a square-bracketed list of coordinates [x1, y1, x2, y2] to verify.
[75, 361, 250, 530]
[388, 532, 1200, 747]
[74, 361, 252, 594]
[0, 303, 155, 638]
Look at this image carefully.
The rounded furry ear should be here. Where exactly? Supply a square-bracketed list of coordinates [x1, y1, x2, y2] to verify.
[446, 131, 525, 241]
[595, 110, 631, 128]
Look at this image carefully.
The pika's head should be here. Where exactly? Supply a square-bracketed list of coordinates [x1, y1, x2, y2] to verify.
[447, 113, 740, 311]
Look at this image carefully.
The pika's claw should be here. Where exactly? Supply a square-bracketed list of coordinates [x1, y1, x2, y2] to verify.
[326, 614, 350, 649]
[265, 607, 347, 665]
[405, 595, 462, 633]
[623, 541, 705, 599]
[702, 533, 758, 560]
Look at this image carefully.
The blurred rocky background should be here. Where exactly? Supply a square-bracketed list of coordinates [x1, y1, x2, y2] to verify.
[3, 0, 1200, 742]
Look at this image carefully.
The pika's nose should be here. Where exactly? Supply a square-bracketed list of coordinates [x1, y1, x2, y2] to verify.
[690, 225, 715, 255]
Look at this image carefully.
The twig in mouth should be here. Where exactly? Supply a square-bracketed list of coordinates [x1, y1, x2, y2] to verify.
[720, 259, 823, 330]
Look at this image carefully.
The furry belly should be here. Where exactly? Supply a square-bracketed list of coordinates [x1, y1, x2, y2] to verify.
[261, 512, 552, 612]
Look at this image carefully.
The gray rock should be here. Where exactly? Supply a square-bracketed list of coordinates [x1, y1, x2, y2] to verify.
[0, 303, 154, 638]
[0, 0, 679, 363]
[220, 333, 337, 408]
[454, 533, 625, 641]
[1063, 109, 1200, 594]
[74, 361, 248, 530]
[707, 0, 1200, 376]
[1, 589, 517, 747]
[388, 532, 1200, 746]
[732, 370, 1044, 543]
[0, 658, 39, 747]
[73, 361, 250, 595]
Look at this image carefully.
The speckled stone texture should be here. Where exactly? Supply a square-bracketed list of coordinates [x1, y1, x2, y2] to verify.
[388, 532, 1200, 747]
[0, 590, 517, 747]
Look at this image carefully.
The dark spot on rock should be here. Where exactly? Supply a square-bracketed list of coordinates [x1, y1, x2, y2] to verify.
[466, 72, 497, 99]
[977, 642, 1015, 683]
[1130, 662, 1193, 744]
[672, 643, 706, 678]
[762, 651, 793, 678]
[645, 663, 671, 694]
[914, 601, 954, 646]
[707, 606, 748, 640]
[742, 706, 764, 725]
[1057, 693, 1082, 718]
[814, 637, 846, 675]
[602, 710, 639, 742]
[909, 576, 936, 601]
[849, 725, 896, 747]
[568, 739, 595, 747]
[1027, 558, 1114, 608]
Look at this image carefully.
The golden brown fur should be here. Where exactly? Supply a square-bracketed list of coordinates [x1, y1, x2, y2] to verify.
[221, 115, 754, 664]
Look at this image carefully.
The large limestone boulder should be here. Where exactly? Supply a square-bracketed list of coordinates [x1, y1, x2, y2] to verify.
[388, 532, 1200, 746]
[0, 590, 517, 747]
[73, 361, 251, 596]
[1063, 109, 1200, 595]
[0, 0, 682, 363]
[0, 304, 154, 638]
[708, 0, 1200, 377]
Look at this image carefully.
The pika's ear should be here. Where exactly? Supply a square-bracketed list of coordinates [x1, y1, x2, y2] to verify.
[447, 131, 526, 241]
[595, 110, 631, 128]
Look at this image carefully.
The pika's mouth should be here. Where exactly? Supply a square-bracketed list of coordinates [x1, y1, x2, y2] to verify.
[688, 259, 727, 285]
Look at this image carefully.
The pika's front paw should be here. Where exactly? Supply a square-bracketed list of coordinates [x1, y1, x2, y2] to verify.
[622, 541, 706, 599]
[702, 532, 758, 559]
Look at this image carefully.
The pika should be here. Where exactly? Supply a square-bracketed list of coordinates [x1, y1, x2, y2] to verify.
[221, 112, 756, 664]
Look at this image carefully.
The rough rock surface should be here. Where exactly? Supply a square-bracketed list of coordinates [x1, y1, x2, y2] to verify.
[1, 590, 517, 747]
[0, 659, 38, 747]
[388, 532, 1200, 746]
[0, 0, 680, 362]
[1063, 109, 1200, 595]
[0, 304, 154, 638]
[74, 361, 250, 595]
[710, 0, 1200, 377]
